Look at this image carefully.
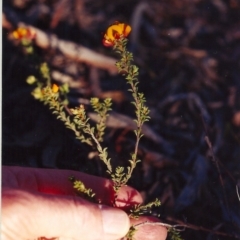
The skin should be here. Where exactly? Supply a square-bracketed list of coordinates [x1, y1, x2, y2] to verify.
[2, 166, 168, 240]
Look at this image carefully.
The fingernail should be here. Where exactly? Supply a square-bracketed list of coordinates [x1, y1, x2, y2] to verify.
[100, 205, 130, 239]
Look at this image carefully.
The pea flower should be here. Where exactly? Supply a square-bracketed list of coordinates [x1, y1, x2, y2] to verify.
[12, 27, 36, 40]
[103, 22, 131, 47]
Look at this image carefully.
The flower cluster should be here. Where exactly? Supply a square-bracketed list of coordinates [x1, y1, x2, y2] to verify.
[12, 27, 36, 40]
[12, 27, 36, 54]
[102, 22, 131, 47]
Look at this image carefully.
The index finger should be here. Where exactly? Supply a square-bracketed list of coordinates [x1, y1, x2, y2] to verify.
[2, 166, 143, 208]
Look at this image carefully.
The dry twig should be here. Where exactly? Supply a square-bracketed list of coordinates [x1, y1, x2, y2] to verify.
[2, 12, 118, 74]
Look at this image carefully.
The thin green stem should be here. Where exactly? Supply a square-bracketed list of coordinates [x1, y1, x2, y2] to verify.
[84, 126, 112, 173]
[112, 37, 149, 187]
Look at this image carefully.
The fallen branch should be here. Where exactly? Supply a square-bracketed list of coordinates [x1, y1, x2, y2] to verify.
[2, 12, 118, 74]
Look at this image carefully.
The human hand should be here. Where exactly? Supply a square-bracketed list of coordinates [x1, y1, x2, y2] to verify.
[2, 166, 167, 240]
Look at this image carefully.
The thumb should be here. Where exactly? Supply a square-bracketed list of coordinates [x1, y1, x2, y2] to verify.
[2, 188, 130, 240]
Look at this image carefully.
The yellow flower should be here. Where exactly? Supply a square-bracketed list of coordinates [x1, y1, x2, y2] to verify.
[103, 22, 131, 47]
[12, 27, 36, 40]
[52, 84, 59, 93]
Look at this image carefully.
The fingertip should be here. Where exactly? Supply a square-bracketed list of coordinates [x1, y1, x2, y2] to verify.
[130, 216, 168, 240]
[100, 205, 130, 239]
[114, 185, 143, 210]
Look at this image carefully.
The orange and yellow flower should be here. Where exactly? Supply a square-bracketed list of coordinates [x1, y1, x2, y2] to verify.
[12, 27, 36, 40]
[103, 22, 131, 47]
[52, 84, 59, 93]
